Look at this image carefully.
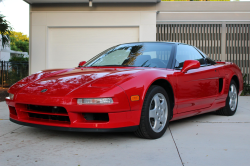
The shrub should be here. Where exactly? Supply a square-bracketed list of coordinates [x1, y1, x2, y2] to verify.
[241, 74, 250, 96]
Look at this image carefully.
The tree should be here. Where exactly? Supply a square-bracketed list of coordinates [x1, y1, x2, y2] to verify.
[10, 31, 29, 53]
[0, 14, 12, 49]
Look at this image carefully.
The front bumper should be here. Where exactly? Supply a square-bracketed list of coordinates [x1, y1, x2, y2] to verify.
[10, 118, 138, 132]
[6, 97, 141, 130]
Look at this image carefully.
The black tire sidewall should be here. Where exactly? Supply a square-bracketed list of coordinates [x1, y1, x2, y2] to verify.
[225, 80, 238, 116]
[141, 85, 171, 139]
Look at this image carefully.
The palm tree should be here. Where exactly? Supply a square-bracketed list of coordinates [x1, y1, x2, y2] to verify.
[0, 14, 12, 49]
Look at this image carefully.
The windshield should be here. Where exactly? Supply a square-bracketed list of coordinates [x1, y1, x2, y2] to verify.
[84, 43, 174, 68]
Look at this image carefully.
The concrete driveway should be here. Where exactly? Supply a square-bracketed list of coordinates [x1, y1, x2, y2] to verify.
[0, 96, 250, 166]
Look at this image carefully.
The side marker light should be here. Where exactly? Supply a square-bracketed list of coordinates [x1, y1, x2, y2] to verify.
[131, 95, 140, 101]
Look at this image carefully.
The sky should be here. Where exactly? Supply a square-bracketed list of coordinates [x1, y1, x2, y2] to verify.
[0, 0, 29, 36]
[0, 0, 249, 37]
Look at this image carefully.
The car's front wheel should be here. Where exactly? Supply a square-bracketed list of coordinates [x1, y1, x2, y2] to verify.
[216, 79, 238, 116]
[134, 85, 170, 139]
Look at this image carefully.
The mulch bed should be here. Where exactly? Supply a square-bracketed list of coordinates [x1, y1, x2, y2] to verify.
[0, 88, 9, 102]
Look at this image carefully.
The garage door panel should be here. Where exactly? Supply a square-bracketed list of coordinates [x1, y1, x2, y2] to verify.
[49, 43, 119, 61]
[48, 27, 139, 69]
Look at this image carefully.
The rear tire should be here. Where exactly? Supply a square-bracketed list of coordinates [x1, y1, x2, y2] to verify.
[134, 85, 171, 139]
[216, 80, 238, 116]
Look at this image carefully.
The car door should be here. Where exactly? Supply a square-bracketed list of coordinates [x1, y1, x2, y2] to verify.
[174, 44, 220, 114]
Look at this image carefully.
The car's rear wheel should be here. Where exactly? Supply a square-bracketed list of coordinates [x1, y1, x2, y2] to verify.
[216, 80, 238, 116]
[134, 85, 170, 139]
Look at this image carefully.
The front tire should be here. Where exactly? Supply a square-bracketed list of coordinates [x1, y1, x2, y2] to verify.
[216, 80, 238, 116]
[134, 85, 171, 139]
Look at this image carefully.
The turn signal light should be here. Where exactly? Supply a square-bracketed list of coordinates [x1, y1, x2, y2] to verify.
[131, 95, 140, 101]
[7, 93, 14, 100]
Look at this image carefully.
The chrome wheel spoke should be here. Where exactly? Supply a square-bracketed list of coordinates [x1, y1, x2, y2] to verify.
[154, 120, 161, 131]
[149, 109, 157, 119]
[229, 84, 237, 111]
[153, 95, 161, 108]
[161, 100, 166, 111]
[231, 85, 234, 92]
[160, 115, 166, 124]
[229, 91, 234, 98]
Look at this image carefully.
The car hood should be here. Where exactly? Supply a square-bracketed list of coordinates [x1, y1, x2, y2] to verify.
[18, 67, 143, 96]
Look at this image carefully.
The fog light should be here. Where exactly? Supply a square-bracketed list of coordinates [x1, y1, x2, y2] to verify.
[77, 98, 113, 105]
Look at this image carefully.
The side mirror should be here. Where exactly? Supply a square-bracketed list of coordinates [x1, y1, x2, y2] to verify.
[181, 60, 200, 73]
[78, 61, 86, 67]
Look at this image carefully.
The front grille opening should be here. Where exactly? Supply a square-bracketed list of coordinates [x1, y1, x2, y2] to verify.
[9, 106, 17, 116]
[29, 113, 70, 122]
[27, 105, 67, 114]
[219, 78, 223, 93]
[83, 113, 109, 122]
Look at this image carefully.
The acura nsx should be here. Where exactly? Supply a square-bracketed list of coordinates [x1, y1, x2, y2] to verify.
[6, 42, 243, 139]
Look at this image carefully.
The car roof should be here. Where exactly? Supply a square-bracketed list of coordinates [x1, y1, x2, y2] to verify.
[119, 41, 190, 46]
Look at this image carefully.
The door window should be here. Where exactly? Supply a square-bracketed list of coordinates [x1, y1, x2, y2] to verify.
[175, 45, 206, 68]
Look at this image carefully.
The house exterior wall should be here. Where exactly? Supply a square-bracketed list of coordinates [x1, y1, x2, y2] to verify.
[156, 2, 250, 22]
[29, 2, 250, 74]
[0, 51, 10, 61]
[156, 2, 250, 84]
[30, 3, 157, 73]
[0, 36, 11, 61]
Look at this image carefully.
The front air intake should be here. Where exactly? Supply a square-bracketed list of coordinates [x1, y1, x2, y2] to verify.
[83, 113, 109, 122]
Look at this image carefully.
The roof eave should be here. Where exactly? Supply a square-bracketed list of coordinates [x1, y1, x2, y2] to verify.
[23, 0, 161, 5]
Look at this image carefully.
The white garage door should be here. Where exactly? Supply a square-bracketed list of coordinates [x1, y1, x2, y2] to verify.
[48, 27, 139, 69]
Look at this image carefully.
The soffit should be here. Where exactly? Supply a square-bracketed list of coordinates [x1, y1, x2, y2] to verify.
[24, 0, 161, 4]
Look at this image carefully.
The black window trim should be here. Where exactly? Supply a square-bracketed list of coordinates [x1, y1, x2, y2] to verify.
[169, 43, 177, 69]
[194, 46, 217, 66]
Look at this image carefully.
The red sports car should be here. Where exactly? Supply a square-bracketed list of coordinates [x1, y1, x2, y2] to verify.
[6, 42, 243, 139]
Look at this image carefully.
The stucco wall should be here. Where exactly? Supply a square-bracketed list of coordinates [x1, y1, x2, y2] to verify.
[30, 9, 156, 73]
[29, 2, 250, 74]
[156, 2, 250, 23]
